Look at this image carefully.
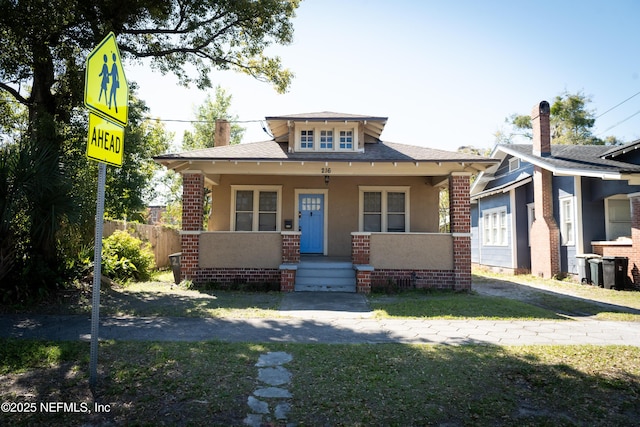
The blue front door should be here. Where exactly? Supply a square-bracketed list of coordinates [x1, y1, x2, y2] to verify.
[299, 194, 324, 253]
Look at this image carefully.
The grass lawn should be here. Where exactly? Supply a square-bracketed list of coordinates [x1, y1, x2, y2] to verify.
[370, 291, 566, 320]
[1, 339, 638, 426]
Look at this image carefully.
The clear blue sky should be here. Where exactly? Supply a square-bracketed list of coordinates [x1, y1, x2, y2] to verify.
[126, 0, 640, 152]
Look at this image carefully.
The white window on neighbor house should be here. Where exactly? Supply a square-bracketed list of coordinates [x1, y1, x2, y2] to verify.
[482, 206, 508, 246]
[560, 197, 575, 245]
[527, 203, 535, 246]
[231, 186, 282, 231]
[509, 157, 521, 172]
[605, 196, 632, 240]
[359, 186, 410, 232]
[296, 125, 357, 152]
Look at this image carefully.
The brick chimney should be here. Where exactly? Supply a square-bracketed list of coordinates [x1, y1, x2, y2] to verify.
[215, 119, 230, 147]
[529, 100, 560, 278]
[531, 100, 551, 157]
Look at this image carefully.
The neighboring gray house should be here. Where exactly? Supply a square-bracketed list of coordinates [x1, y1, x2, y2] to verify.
[471, 101, 640, 278]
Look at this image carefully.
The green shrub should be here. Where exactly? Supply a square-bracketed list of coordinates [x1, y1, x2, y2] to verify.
[102, 230, 155, 284]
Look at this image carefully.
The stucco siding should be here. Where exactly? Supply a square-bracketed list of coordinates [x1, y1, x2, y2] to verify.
[369, 233, 453, 270]
[199, 232, 282, 268]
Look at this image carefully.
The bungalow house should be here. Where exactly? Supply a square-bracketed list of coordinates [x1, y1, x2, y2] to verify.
[471, 100, 640, 282]
[154, 112, 496, 293]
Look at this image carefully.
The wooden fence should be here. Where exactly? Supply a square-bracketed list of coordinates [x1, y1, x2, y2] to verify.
[103, 220, 180, 269]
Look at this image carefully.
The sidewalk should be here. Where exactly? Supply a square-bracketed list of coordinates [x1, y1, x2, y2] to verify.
[1, 312, 638, 346]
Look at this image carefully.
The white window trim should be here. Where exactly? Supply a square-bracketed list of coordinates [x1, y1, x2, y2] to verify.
[482, 206, 508, 246]
[358, 186, 410, 232]
[230, 185, 282, 231]
[605, 195, 632, 241]
[527, 202, 535, 247]
[559, 196, 575, 246]
[296, 124, 359, 152]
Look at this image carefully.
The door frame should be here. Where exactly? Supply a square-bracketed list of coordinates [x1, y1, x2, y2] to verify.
[294, 188, 329, 255]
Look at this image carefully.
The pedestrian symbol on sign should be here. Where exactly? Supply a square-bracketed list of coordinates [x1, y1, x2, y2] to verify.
[84, 32, 128, 126]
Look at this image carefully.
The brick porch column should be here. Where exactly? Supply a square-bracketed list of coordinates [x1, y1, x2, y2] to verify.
[450, 173, 472, 290]
[352, 232, 372, 294]
[629, 193, 640, 285]
[180, 172, 204, 281]
[280, 231, 300, 292]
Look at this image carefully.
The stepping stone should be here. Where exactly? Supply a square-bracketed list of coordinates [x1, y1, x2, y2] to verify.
[247, 396, 269, 414]
[254, 387, 292, 398]
[258, 366, 292, 386]
[243, 413, 263, 427]
[274, 402, 291, 420]
[256, 351, 293, 367]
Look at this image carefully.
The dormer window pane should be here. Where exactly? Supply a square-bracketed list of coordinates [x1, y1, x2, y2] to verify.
[320, 130, 333, 149]
[339, 130, 353, 149]
[301, 130, 314, 149]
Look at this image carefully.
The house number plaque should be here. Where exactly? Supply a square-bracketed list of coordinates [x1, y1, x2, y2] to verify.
[321, 167, 332, 174]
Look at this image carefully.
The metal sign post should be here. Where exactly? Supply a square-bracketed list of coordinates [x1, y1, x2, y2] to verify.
[89, 162, 107, 391]
[84, 32, 129, 393]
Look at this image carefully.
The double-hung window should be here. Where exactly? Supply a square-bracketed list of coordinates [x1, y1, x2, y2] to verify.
[232, 186, 282, 231]
[300, 130, 314, 150]
[339, 130, 353, 150]
[320, 130, 333, 149]
[359, 187, 410, 232]
[482, 207, 507, 246]
[605, 197, 631, 240]
[559, 197, 574, 245]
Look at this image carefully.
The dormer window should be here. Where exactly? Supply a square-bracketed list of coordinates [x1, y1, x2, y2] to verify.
[320, 130, 334, 149]
[296, 124, 358, 152]
[301, 130, 314, 149]
[339, 130, 353, 149]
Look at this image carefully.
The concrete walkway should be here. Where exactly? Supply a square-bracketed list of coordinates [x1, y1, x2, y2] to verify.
[1, 311, 638, 346]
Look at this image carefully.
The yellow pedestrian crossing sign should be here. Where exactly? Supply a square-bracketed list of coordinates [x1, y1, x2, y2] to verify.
[84, 32, 129, 126]
[87, 113, 125, 167]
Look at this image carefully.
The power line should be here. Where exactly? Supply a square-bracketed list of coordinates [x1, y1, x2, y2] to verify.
[597, 108, 640, 136]
[144, 116, 263, 124]
[596, 90, 640, 118]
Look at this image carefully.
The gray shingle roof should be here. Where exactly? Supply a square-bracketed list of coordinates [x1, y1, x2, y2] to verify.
[155, 140, 495, 164]
[499, 144, 640, 174]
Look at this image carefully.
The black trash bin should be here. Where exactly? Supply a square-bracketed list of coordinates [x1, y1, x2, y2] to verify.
[576, 254, 600, 285]
[169, 252, 181, 284]
[588, 257, 603, 287]
[602, 256, 629, 290]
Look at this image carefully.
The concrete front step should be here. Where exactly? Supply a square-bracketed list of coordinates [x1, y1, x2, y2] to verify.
[295, 258, 356, 292]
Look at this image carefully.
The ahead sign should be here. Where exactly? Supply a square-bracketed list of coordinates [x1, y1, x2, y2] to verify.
[84, 32, 129, 126]
[87, 112, 125, 167]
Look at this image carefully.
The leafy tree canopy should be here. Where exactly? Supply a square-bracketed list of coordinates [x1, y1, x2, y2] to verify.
[495, 91, 622, 146]
[182, 85, 245, 150]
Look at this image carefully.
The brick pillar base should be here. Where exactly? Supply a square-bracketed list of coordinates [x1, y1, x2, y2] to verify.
[180, 233, 199, 282]
[351, 232, 371, 265]
[282, 232, 301, 264]
[280, 269, 296, 292]
[453, 235, 471, 290]
[356, 269, 372, 294]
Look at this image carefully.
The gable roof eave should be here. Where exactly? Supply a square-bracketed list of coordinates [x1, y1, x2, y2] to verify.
[496, 144, 628, 180]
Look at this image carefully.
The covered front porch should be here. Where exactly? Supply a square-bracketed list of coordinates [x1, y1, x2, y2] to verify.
[176, 171, 473, 293]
